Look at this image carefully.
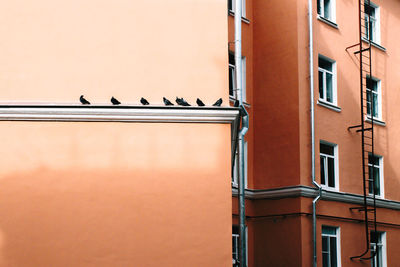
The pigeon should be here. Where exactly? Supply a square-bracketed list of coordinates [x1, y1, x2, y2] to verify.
[213, 98, 223, 106]
[176, 97, 191, 106]
[163, 97, 174, 106]
[80, 95, 90, 105]
[196, 98, 205, 106]
[111, 96, 121, 105]
[140, 97, 149, 105]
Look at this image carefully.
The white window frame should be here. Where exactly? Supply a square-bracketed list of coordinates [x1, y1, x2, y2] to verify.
[371, 231, 387, 267]
[232, 230, 239, 266]
[320, 141, 339, 191]
[229, 53, 246, 101]
[318, 55, 337, 106]
[364, 2, 381, 44]
[317, 0, 336, 22]
[321, 226, 342, 267]
[229, 53, 236, 98]
[366, 76, 382, 121]
[368, 154, 384, 198]
[228, 0, 246, 18]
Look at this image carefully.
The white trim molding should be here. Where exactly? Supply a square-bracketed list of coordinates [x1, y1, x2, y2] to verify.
[232, 185, 400, 211]
[0, 105, 240, 124]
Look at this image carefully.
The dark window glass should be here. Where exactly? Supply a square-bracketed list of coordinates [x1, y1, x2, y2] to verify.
[319, 71, 324, 99]
[328, 157, 335, 187]
[320, 143, 334, 156]
[319, 57, 332, 72]
[320, 155, 326, 185]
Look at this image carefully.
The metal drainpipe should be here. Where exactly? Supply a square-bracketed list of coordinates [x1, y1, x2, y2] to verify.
[308, 0, 322, 266]
[235, 0, 249, 266]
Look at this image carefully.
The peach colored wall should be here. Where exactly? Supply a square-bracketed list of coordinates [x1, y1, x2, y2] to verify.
[0, 0, 228, 106]
[0, 122, 232, 266]
[0, 0, 232, 266]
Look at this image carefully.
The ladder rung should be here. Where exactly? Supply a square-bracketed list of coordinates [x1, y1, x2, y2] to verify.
[356, 127, 373, 132]
[354, 47, 371, 54]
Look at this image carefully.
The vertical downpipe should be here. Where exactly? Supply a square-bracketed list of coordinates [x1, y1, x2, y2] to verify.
[235, 0, 249, 267]
[308, 0, 322, 266]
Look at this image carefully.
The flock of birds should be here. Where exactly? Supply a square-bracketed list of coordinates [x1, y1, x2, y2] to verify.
[79, 95, 223, 107]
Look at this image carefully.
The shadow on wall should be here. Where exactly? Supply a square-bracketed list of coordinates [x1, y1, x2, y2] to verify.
[0, 167, 229, 267]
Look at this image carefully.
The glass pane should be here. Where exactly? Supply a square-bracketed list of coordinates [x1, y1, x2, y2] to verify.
[229, 67, 234, 96]
[369, 165, 374, 194]
[322, 252, 329, 267]
[320, 143, 334, 156]
[371, 19, 376, 42]
[364, 15, 370, 39]
[369, 155, 379, 165]
[367, 90, 372, 115]
[321, 156, 326, 185]
[319, 71, 324, 99]
[229, 53, 235, 64]
[373, 93, 378, 118]
[326, 72, 333, 103]
[324, 0, 331, 19]
[330, 237, 337, 267]
[319, 58, 332, 72]
[369, 20, 374, 41]
[328, 157, 335, 187]
[374, 166, 380, 196]
[322, 236, 328, 251]
[317, 0, 322, 15]
[322, 226, 336, 235]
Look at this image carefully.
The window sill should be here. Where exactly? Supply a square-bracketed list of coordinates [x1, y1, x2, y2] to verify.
[361, 37, 386, 52]
[317, 100, 341, 112]
[365, 116, 386, 127]
[369, 194, 384, 199]
[228, 11, 250, 24]
[317, 15, 339, 29]
[321, 186, 339, 192]
[230, 96, 251, 108]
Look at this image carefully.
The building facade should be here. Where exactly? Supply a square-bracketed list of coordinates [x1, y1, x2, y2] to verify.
[231, 0, 400, 266]
[0, 0, 236, 266]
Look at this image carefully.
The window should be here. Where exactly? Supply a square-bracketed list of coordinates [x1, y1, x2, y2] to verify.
[232, 225, 239, 267]
[319, 56, 337, 105]
[229, 53, 236, 97]
[320, 142, 338, 190]
[322, 226, 341, 267]
[229, 52, 246, 101]
[232, 141, 247, 188]
[368, 154, 384, 197]
[232, 225, 248, 267]
[364, 2, 380, 43]
[370, 231, 387, 267]
[228, 0, 246, 17]
[317, 0, 335, 22]
[366, 77, 381, 120]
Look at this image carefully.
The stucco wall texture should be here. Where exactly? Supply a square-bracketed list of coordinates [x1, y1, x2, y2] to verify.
[0, 0, 231, 266]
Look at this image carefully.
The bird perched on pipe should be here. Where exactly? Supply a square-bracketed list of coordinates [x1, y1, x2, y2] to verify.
[111, 96, 121, 105]
[176, 97, 191, 106]
[213, 98, 223, 106]
[80, 95, 90, 105]
[196, 98, 205, 106]
[163, 97, 174, 106]
[140, 97, 149, 105]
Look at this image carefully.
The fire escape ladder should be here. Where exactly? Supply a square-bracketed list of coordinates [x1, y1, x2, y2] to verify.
[348, 0, 378, 262]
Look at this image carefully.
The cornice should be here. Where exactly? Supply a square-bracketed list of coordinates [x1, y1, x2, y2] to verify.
[0, 105, 240, 124]
[232, 186, 400, 211]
